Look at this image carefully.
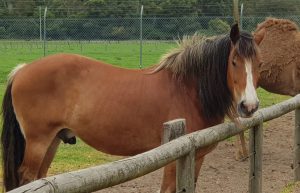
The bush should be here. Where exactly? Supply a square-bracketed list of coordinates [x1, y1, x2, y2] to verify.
[208, 19, 230, 34]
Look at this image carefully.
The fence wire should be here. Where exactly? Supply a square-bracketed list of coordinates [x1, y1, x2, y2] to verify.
[1, 15, 300, 40]
[0, 15, 300, 70]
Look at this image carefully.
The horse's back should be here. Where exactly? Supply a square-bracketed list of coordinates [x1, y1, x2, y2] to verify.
[11, 54, 133, 136]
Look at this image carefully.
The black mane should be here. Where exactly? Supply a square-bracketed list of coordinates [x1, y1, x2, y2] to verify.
[199, 31, 257, 119]
[154, 31, 258, 119]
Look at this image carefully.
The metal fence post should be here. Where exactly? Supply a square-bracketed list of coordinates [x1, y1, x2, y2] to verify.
[43, 6, 48, 57]
[162, 119, 195, 193]
[39, 6, 42, 41]
[240, 3, 244, 30]
[139, 5, 143, 69]
[294, 108, 300, 181]
[233, 0, 239, 24]
[249, 121, 263, 193]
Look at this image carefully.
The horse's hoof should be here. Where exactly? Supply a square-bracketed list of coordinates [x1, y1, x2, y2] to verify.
[235, 151, 248, 161]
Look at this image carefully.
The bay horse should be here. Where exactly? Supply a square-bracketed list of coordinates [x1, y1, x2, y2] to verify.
[1, 24, 264, 193]
[235, 18, 300, 160]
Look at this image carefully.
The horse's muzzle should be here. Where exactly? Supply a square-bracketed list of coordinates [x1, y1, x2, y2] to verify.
[238, 100, 259, 118]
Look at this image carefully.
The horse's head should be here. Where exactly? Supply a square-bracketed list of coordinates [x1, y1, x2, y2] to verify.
[227, 24, 265, 118]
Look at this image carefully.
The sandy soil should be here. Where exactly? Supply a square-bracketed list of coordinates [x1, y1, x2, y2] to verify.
[97, 112, 299, 193]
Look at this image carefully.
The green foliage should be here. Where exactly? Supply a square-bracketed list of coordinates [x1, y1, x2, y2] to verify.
[241, 0, 300, 16]
[197, 0, 233, 16]
[208, 18, 230, 34]
[1, 0, 300, 19]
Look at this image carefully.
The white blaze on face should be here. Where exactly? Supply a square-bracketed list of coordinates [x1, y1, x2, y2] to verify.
[241, 59, 259, 110]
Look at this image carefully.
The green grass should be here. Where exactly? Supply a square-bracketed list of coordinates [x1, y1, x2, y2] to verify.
[257, 88, 290, 108]
[49, 140, 121, 175]
[0, 41, 175, 80]
[281, 182, 300, 193]
[0, 40, 292, 176]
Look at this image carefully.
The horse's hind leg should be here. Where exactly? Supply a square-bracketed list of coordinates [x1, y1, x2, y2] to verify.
[38, 137, 61, 178]
[18, 129, 57, 185]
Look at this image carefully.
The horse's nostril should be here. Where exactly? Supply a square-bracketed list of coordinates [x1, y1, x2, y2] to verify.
[239, 100, 259, 117]
[240, 100, 247, 111]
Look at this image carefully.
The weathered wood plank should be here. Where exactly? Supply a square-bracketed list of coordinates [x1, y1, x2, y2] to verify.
[249, 122, 263, 193]
[176, 148, 195, 193]
[162, 119, 186, 144]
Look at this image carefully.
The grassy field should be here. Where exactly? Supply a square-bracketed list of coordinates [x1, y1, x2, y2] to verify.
[0, 41, 290, 176]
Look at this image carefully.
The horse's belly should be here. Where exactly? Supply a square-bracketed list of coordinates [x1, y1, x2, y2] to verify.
[75, 125, 161, 156]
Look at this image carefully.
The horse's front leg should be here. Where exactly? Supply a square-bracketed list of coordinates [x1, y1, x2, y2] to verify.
[160, 161, 176, 193]
[235, 132, 248, 161]
[159, 144, 217, 193]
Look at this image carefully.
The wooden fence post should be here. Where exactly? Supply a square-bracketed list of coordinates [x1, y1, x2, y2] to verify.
[162, 119, 186, 144]
[294, 108, 300, 181]
[249, 121, 263, 193]
[176, 147, 195, 193]
[163, 119, 195, 193]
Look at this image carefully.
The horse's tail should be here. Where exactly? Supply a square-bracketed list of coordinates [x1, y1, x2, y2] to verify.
[1, 64, 26, 191]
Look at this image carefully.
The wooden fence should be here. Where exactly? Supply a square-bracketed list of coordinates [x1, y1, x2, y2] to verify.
[8, 95, 300, 193]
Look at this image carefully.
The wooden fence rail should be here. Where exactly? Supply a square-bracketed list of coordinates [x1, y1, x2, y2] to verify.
[8, 95, 300, 193]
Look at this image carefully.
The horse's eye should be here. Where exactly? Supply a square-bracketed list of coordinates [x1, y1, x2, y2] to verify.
[232, 61, 237, 67]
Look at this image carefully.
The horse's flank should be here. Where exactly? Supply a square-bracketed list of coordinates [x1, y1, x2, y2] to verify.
[255, 17, 300, 96]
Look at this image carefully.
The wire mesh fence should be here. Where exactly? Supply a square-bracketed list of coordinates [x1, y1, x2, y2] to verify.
[0, 17, 270, 41]
[1, 11, 300, 70]
[2, 15, 300, 40]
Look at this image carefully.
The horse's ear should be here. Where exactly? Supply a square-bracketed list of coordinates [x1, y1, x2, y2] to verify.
[230, 23, 240, 44]
[253, 28, 266, 45]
